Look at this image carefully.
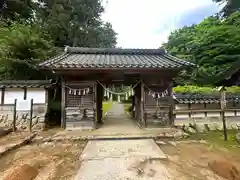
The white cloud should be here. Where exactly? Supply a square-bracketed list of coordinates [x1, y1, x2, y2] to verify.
[101, 0, 219, 48]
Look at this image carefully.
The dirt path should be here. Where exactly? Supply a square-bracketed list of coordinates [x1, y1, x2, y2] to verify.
[0, 141, 87, 180]
[158, 141, 240, 180]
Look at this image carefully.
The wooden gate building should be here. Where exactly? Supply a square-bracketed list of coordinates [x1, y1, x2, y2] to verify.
[39, 47, 193, 129]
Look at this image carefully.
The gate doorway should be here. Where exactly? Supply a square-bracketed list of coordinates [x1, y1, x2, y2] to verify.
[38, 47, 193, 130]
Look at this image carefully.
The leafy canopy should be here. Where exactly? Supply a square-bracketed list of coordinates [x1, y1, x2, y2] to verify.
[0, 22, 55, 80]
[164, 12, 240, 86]
[0, 0, 117, 80]
[213, 0, 240, 17]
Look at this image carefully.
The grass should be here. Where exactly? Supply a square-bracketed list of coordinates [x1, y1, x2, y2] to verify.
[188, 129, 240, 149]
[102, 101, 113, 115]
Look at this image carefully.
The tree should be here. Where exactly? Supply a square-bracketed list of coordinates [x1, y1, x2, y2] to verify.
[0, 0, 35, 21]
[213, 0, 240, 17]
[164, 12, 240, 86]
[0, 22, 55, 80]
[36, 0, 117, 47]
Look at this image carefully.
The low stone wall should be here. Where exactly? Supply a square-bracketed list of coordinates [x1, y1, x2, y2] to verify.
[176, 117, 240, 132]
[0, 104, 47, 131]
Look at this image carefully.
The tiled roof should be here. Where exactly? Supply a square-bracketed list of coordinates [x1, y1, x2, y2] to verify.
[38, 47, 194, 69]
[0, 80, 53, 88]
[174, 93, 240, 104]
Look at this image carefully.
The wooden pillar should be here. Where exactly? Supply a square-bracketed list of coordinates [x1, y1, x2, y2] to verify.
[135, 83, 141, 123]
[132, 91, 135, 118]
[96, 83, 103, 124]
[140, 80, 144, 126]
[93, 83, 97, 128]
[1, 88, 5, 105]
[168, 84, 174, 126]
[188, 103, 191, 118]
[61, 78, 66, 128]
[23, 87, 27, 100]
[100, 85, 103, 123]
[204, 103, 207, 117]
[220, 90, 227, 141]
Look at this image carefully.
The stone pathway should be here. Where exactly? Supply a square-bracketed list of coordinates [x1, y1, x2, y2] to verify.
[98, 103, 142, 135]
[75, 103, 171, 180]
[75, 139, 171, 180]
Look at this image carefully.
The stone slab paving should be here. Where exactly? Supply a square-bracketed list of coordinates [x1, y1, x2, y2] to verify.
[81, 139, 166, 160]
[75, 139, 171, 180]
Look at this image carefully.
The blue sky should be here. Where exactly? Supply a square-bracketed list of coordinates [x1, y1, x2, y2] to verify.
[102, 0, 220, 48]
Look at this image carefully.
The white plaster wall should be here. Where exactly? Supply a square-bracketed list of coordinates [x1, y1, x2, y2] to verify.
[4, 88, 24, 104]
[176, 114, 189, 119]
[27, 88, 46, 104]
[175, 104, 188, 110]
[192, 113, 205, 118]
[175, 102, 240, 119]
[225, 111, 235, 117]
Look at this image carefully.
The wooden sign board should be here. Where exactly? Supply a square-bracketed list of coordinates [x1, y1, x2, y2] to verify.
[16, 99, 31, 111]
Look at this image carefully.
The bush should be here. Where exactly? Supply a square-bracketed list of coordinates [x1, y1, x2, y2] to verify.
[173, 85, 240, 94]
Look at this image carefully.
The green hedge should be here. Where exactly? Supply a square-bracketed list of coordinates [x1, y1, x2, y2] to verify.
[173, 85, 240, 94]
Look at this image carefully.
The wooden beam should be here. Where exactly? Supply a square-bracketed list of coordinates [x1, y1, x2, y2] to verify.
[61, 78, 66, 128]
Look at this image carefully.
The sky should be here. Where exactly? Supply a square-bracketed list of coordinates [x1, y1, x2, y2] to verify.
[101, 0, 220, 48]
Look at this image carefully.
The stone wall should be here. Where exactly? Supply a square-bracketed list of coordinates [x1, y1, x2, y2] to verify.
[0, 104, 48, 131]
[175, 117, 240, 131]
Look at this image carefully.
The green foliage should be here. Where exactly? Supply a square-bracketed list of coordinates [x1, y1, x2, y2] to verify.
[0, 22, 55, 80]
[0, 0, 117, 80]
[164, 12, 240, 85]
[36, 0, 117, 47]
[188, 130, 240, 149]
[0, 0, 35, 21]
[173, 85, 240, 94]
